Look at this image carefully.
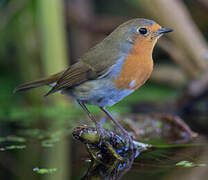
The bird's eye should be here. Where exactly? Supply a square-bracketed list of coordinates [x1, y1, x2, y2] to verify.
[138, 28, 147, 35]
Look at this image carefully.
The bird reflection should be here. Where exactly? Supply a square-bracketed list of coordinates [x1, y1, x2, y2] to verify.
[73, 125, 148, 180]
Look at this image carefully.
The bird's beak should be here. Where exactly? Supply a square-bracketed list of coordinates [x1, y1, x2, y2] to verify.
[156, 28, 174, 35]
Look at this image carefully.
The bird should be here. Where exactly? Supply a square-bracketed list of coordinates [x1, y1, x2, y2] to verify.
[14, 18, 174, 150]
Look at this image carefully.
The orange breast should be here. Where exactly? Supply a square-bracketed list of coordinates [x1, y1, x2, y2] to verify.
[112, 37, 154, 90]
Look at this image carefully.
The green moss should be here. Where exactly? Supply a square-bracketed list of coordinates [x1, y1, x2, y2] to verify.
[33, 167, 57, 174]
[0, 145, 26, 151]
[82, 132, 100, 143]
[176, 161, 207, 168]
[156, 121, 163, 128]
[176, 161, 194, 167]
[41, 138, 60, 147]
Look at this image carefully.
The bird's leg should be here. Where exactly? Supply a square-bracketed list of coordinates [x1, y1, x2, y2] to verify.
[77, 100, 105, 146]
[100, 107, 134, 150]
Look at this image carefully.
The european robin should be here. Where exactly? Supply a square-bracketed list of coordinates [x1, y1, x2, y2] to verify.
[14, 18, 173, 150]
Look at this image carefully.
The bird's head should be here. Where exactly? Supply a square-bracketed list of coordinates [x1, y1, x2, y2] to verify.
[111, 18, 174, 53]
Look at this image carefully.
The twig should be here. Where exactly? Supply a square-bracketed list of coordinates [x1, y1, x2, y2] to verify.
[158, 39, 199, 79]
[141, 0, 208, 73]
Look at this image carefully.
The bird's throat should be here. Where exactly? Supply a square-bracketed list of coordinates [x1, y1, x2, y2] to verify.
[112, 38, 154, 90]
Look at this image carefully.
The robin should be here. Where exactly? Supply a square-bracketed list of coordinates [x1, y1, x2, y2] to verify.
[14, 18, 173, 149]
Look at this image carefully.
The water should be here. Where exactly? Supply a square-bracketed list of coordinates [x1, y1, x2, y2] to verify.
[0, 112, 208, 180]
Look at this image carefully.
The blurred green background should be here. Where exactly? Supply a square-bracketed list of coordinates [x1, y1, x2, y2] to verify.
[0, 0, 208, 179]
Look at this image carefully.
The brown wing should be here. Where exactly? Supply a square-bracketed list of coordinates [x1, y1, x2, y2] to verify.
[44, 62, 98, 96]
[45, 30, 122, 96]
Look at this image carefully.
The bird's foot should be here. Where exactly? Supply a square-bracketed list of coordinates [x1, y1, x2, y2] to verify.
[95, 124, 107, 148]
[123, 131, 134, 151]
[119, 131, 137, 162]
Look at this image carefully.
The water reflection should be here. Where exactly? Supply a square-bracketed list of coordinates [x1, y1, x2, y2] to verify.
[1, 113, 208, 180]
[82, 158, 133, 180]
[72, 113, 202, 180]
[72, 126, 150, 180]
[74, 134, 208, 180]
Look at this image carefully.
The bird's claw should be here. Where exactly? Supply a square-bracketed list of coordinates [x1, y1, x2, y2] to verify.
[124, 132, 134, 151]
[96, 125, 106, 148]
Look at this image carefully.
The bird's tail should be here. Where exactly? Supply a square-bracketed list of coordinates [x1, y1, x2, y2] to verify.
[13, 71, 63, 93]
